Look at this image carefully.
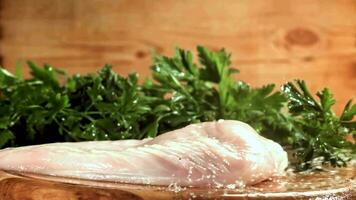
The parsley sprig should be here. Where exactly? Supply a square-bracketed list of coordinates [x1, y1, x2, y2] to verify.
[282, 80, 355, 170]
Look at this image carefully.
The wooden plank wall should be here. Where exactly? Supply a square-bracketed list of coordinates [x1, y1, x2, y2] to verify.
[0, 0, 355, 112]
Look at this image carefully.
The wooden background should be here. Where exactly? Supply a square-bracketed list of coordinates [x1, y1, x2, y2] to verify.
[0, 0, 355, 112]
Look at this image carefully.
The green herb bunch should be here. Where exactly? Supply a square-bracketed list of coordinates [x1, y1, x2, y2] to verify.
[0, 63, 155, 146]
[0, 46, 354, 170]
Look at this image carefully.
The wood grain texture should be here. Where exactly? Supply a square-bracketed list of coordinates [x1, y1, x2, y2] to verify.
[0, 0, 355, 112]
[0, 167, 355, 200]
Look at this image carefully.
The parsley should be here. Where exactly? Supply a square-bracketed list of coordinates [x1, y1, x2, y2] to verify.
[0, 46, 354, 171]
[282, 80, 355, 170]
[0, 62, 155, 145]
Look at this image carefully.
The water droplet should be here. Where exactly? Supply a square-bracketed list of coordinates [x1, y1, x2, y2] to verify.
[189, 192, 197, 199]
[167, 182, 186, 193]
[226, 184, 236, 189]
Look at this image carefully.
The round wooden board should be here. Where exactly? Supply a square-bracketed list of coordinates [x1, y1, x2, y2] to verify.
[0, 167, 354, 200]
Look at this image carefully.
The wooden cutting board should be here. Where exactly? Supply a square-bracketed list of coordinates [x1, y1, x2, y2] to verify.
[0, 167, 354, 200]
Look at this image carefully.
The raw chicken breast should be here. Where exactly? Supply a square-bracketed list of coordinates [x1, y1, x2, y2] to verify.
[0, 120, 288, 187]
